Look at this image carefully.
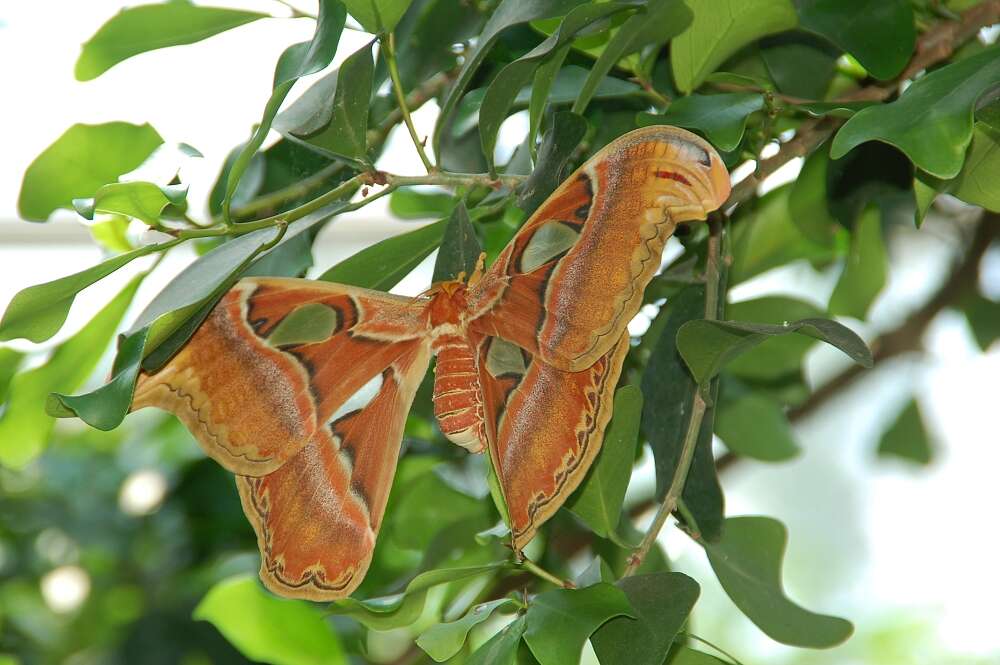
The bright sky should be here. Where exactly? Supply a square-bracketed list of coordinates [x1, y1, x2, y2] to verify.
[1, 3, 999, 663]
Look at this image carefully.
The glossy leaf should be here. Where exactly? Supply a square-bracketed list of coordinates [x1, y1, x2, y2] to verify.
[342, 0, 411, 32]
[677, 317, 873, 386]
[759, 32, 839, 100]
[0, 275, 142, 468]
[725, 297, 825, 381]
[670, 0, 797, 94]
[518, 111, 588, 215]
[796, 100, 877, 118]
[320, 219, 447, 289]
[924, 122, 1000, 213]
[417, 599, 517, 662]
[787, 143, 840, 247]
[566, 386, 642, 541]
[828, 207, 887, 320]
[591, 572, 700, 665]
[716, 390, 799, 461]
[831, 45, 1000, 179]
[74, 182, 187, 226]
[669, 647, 729, 664]
[222, 0, 346, 220]
[194, 575, 347, 665]
[703, 516, 854, 647]
[638, 93, 763, 152]
[434, 0, 586, 155]
[18, 122, 163, 221]
[523, 583, 634, 665]
[468, 616, 527, 665]
[878, 399, 933, 465]
[329, 564, 503, 630]
[573, 0, 692, 114]
[285, 42, 373, 162]
[479, 2, 631, 170]
[799, 0, 914, 80]
[0, 245, 162, 343]
[432, 202, 482, 283]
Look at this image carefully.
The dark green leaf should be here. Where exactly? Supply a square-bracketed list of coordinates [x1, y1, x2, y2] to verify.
[343, 0, 411, 32]
[573, 0, 692, 114]
[641, 285, 724, 539]
[591, 572, 700, 665]
[878, 399, 933, 465]
[18, 122, 163, 221]
[831, 45, 1000, 179]
[963, 291, 1000, 351]
[0, 275, 142, 468]
[677, 317, 873, 386]
[668, 647, 729, 664]
[389, 469, 485, 550]
[479, 3, 631, 170]
[194, 575, 347, 665]
[787, 142, 840, 247]
[0, 244, 162, 343]
[638, 93, 764, 152]
[417, 599, 517, 662]
[434, 0, 587, 155]
[567, 386, 642, 542]
[222, 0, 346, 220]
[528, 45, 574, 158]
[796, 100, 877, 118]
[716, 389, 799, 461]
[284, 42, 374, 162]
[518, 111, 588, 215]
[725, 297, 824, 381]
[670, 0, 797, 93]
[390, 190, 455, 219]
[329, 563, 504, 630]
[759, 32, 839, 100]
[922, 122, 1000, 213]
[828, 206, 887, 319]
[432, 202, 482, 283]
[75, 0, 266, 80]
[799, 0, 914, 80]
[523, 583, 634, 665]
[468, 616, 527, 665]
[703, 516, 854, 647]
[320, 219, 447, 289]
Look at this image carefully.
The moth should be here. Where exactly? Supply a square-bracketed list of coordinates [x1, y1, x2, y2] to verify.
[133, 125, 730, 600]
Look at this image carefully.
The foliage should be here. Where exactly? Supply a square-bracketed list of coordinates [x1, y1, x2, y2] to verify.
[3, 1, 999, 664]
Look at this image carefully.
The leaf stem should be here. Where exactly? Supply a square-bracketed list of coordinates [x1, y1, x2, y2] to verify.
[519, 557, 575, 589]
[381, 171, 525, 190]
[381, 32, 434, 173]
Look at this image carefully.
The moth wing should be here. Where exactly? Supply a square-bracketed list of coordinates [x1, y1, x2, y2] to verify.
[469, 125, 730, 371]
[473, 331, 630, 549]
[238, 340, 431, 600]
[133, 277, 428, 476]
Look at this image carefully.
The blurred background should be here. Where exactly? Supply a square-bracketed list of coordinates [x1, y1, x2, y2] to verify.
[1, 2, 999, 664]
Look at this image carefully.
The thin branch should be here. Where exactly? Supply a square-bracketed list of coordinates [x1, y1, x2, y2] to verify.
[520, 557, 575, 589]
[381, 32, 435, 173]
[379, 171, 525, 190]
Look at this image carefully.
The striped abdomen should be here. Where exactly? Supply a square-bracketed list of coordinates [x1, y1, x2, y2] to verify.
[432, 335, 486, 453]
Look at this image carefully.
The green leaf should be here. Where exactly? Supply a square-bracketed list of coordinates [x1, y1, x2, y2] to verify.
[787, 143, 840, 247]
[417, 599, 517, 662]
[591, 573, 700, 665]
[677, 317, 873, 387]
[468, 616, 527, 665]
[194, 575, 346, 665]
[329, 563, 504, 630]
[319, 219, 446, 289]
[641, 285, 724, 540]
[479, 2, 632, 170]
[389, 469, 486, 551]
[566, 386, 642, 542]
[703, 516, 854, 647]
[828, 206, 887, 320]
[799, 0, 914, 80]
[432, 202, 482, 283]
[878, 399, 933, 465]
[222, 0, 346, 220]
[74, 181, 187, 226]
[342, 0, 411, 32]
[75, 0, 266, 80]
[18, 122, 163, 221]
[759, 32, 839, 100]
[523, 583, 634, 665]
[89, 215, 134, 254]
[518, 111, 588, 215]
[831, 45, 1000, 179]
[716, 390, 799, 461]
[390, 190, 455, 219]
[963, 291, 1000, 351]
[668, 646, 729, 664]
[0, 244, 162, 343]
[796, 100, 877, 118]
[0, 348, 25, 406]
[0, 275, 142, 468]
[670, 0, 797, 94]
[573, 0, 692, 114]
[434, 0, 587, 155]
[924, 123, 1000, 213]
[284, 42, 374, 162]
[726, 297, 824, 381]
[638, 93, 764, 152]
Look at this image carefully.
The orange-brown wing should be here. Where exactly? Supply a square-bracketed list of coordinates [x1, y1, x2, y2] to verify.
[468, 125, 730, 372]
[133, 277, 429, 476]
[237, 340, 430, 600]
[473, 331, 629, 550]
